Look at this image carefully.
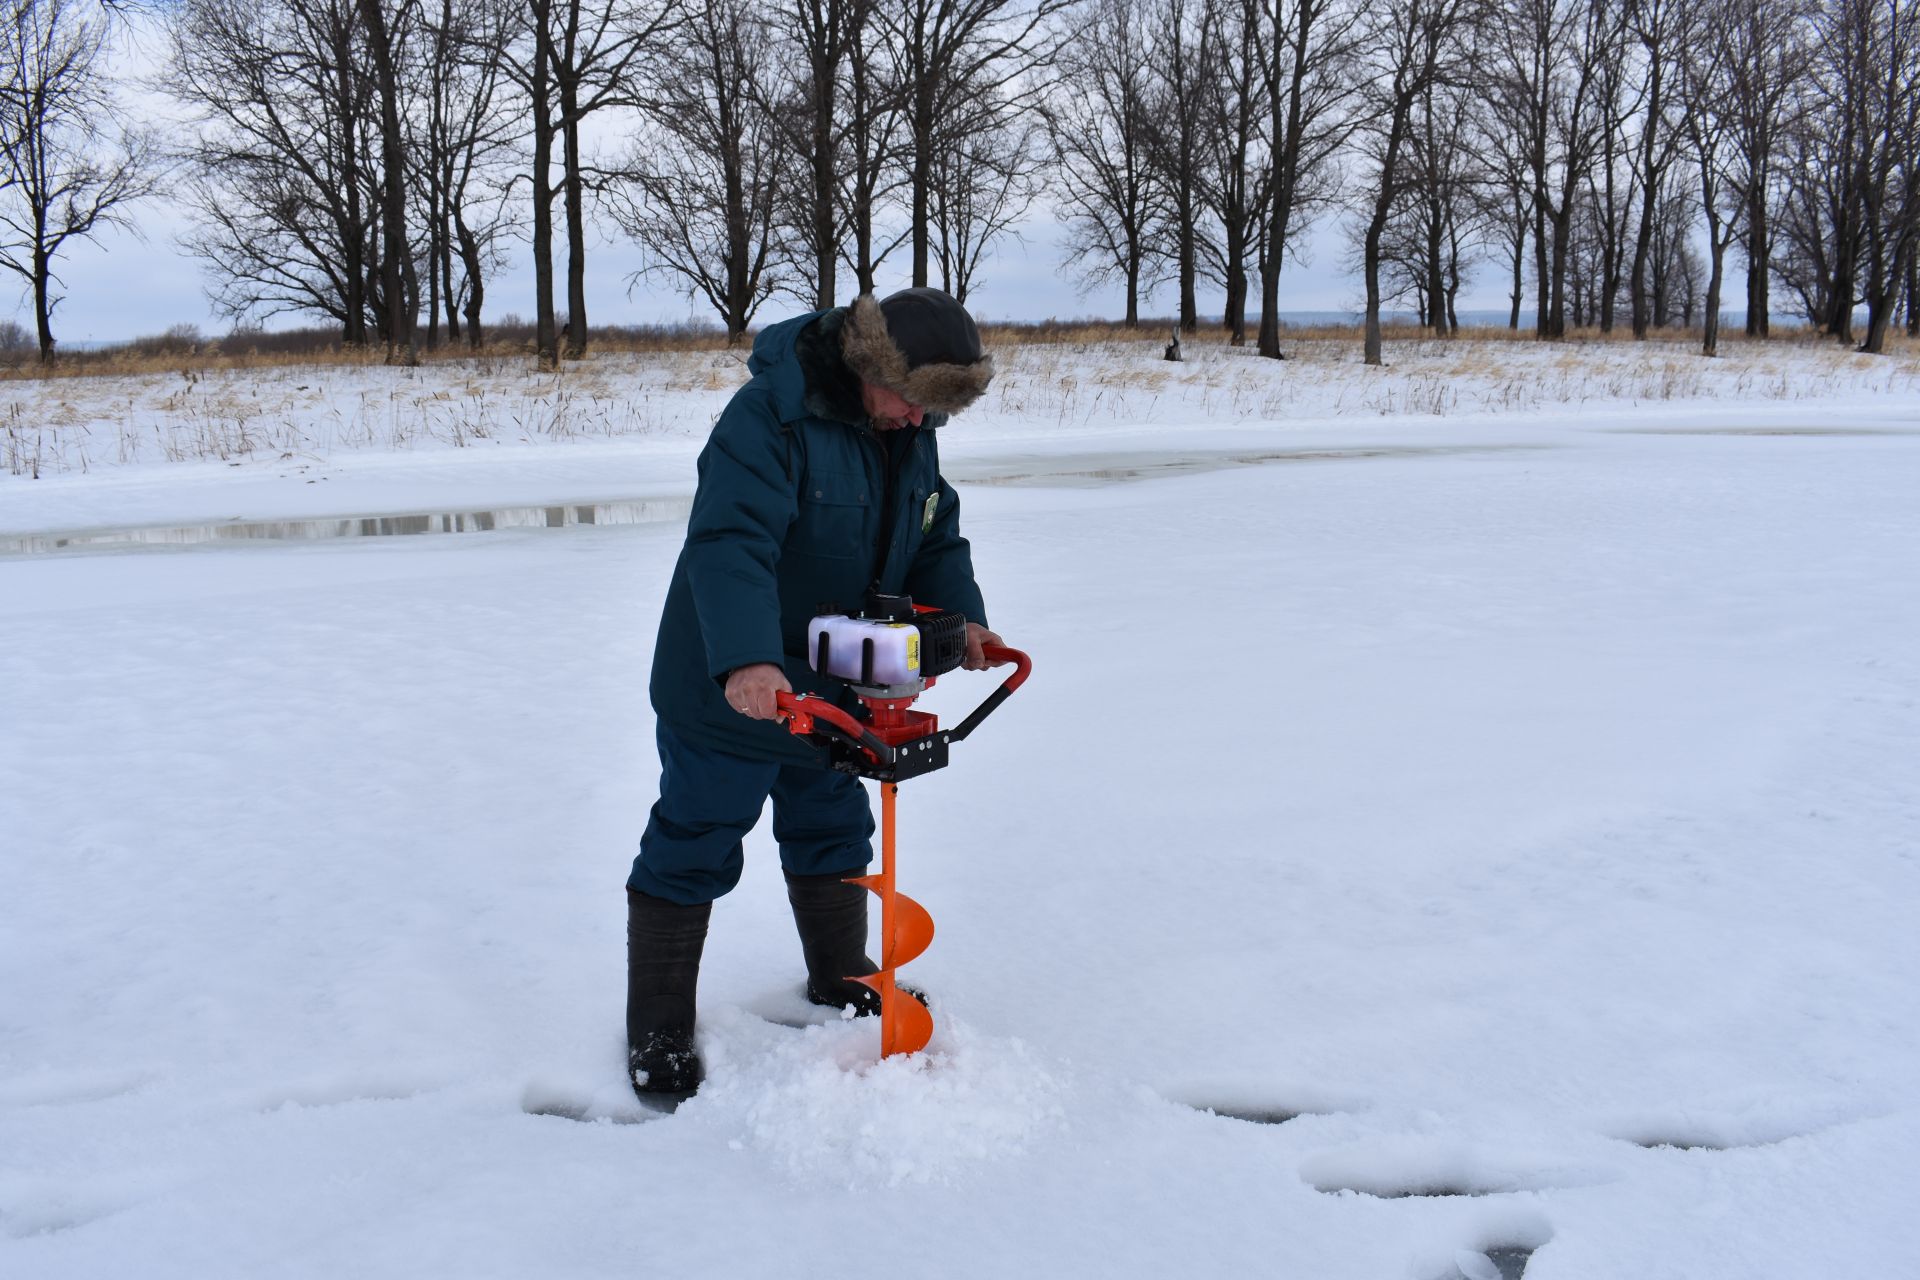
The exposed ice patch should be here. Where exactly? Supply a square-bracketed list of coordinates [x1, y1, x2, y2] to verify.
[0, 498, 689, 557]
[953, 444, 1549, 488]
[1605, 427, 1915, 437]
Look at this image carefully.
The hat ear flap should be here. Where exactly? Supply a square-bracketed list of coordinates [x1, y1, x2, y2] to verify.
[840, 294, 912, 394]
[899, 354, 995, 416]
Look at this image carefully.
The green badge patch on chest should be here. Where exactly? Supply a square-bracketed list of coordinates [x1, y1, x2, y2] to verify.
[921, 490, 940, 534]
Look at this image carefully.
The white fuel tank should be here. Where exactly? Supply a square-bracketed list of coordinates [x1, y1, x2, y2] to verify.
[808, 614, 921, 686]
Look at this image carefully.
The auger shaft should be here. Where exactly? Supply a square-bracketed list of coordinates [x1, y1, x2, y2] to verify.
[876, 781, 899, 1010]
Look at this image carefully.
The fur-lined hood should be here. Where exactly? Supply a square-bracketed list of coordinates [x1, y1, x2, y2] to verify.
[838, 293, 994, 416]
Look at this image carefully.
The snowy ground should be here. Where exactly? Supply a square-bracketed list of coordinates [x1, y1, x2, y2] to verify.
[3, 345, 1919, 1278]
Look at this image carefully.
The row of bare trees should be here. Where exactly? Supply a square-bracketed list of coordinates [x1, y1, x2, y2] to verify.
[1, 0, 155, 362]
[1051, 0, 1919, 361]
[4, 0, 1918, 363]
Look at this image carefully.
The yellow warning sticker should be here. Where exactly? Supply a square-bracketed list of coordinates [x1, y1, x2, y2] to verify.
[906, 632, 920, 672]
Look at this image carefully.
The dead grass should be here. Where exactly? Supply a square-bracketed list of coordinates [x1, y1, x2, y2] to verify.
[5, 318, 1916, 478]
[5, 313, 1913, 384]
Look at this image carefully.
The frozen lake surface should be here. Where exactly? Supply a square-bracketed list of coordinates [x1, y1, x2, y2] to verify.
[3, 394, 1918, 1278]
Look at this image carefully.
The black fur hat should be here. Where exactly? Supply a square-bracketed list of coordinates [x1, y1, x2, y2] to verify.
[839, 287, 995, 416]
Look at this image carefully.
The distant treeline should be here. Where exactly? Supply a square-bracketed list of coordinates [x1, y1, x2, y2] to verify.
[2, 0, 1915, 367]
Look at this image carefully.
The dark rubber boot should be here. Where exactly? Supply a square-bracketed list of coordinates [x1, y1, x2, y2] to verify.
[784, 869, 884, 1015]
[626, 888, 711, 1099]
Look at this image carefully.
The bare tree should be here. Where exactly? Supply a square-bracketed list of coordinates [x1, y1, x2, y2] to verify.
[1473, 83, 1537, 328]
[929, 86, 1045, 302]
[1197, 0, 1272, 345]
[356, 0, 419, 364]
[1625, 0, 1684, 337]
[0, 0, 156, 361]
[497, 0, 674, 366]
[1255, 0, 1361, 358]
[550, 0, 678, 358]
[1045, 0, 1166, 325]
[1143, 0, 1216, 332]
[169, 0, 380, 342]
[763, 0, 868, 309]
[1840, 0, 1920, 353]
[884, 0, 1066, 291]
[611, 0, 783, 341]
[1355, 0, 1481, 365]
[1678, 0, 1741, 355]
[1487, 0, 1621, 338]
[414, 0, 520, 350]
[1586, 0, 1636, 332]
[1408, 78, 1487, 334]
[1722, 0, 1809, 337]
[837, 4, 910, 293]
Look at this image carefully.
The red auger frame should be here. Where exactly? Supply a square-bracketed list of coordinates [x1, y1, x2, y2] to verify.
[773, 624, 1031, 1059]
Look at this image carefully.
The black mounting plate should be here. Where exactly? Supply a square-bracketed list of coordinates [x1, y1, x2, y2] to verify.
[826, 730, 950, 783]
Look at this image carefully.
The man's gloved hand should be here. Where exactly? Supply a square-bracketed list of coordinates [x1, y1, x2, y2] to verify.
[725, 663, 792, 719]
[963, 622, 1011, 671]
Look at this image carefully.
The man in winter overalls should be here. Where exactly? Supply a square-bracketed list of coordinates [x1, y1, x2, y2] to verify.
[627, 287, 1006, 1099]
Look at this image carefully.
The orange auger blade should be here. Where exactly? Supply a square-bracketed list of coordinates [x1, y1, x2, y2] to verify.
[847, 878, 934, 969]
[847, 781, 935, 1059]
[882, 983, 934, 1056]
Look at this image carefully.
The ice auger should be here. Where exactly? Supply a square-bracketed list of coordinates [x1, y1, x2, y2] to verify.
[774, 593, 1031, 1059]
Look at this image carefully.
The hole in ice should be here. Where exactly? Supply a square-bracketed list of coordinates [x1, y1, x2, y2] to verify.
[1446, 1245, 1538, 1280]
[1185, 1102, 1309, 1126]
[0, 498, 691, 557]
[1626, 1134, 1730, 1151]
[956, 444, 1549, 488]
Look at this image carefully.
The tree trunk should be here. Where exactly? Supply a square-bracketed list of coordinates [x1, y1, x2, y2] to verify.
[1178, 188, 1198, 333]
[564, 106, 588, 359]
[1508, 199, 1525, 329]
[531, 0, 558, 369]
[1906, 254, 1918, 338]
[336, 27, 369, 347]
[1745, 181, 1769, 337]
[458, 213, 486, 349]
[33, 239, 55, 362]
[1547, 204, 1571, 338]
[1702, 238, 1722, 357]
[910, 80, 934, 287]
[809, 25, 839, 310]
[1533, 201, 1549, 335]
[1426, 191, 1446, 338]
[1364, 123, 1405, 367]
[359, 0, 415, 366]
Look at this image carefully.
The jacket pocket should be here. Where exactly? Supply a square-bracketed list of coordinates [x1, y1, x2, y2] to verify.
[789, 468, 872, 560]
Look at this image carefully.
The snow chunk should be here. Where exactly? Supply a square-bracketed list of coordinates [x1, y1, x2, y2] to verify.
[695, 1007, 1068, 1188]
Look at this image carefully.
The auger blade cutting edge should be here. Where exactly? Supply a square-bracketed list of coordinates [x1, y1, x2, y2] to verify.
[774, 592, 1031, 1061]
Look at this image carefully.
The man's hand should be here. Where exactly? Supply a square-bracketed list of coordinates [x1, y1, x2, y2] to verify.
[963, 622, 1011, 671]
[725, 663, 792, 719]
